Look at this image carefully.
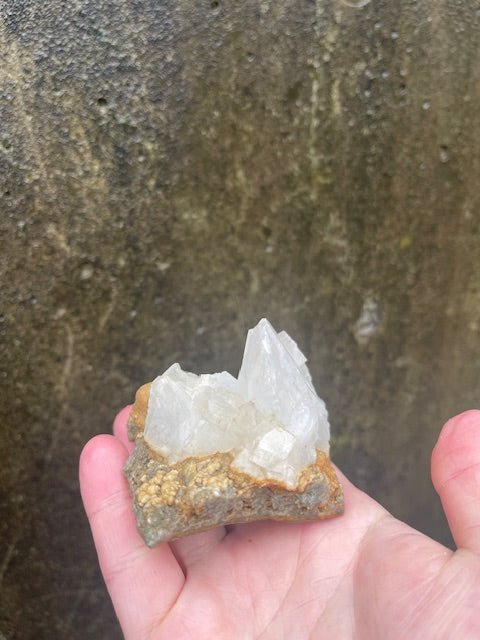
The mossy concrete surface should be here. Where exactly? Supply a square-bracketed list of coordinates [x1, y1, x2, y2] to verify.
[1, 1, 480, 637]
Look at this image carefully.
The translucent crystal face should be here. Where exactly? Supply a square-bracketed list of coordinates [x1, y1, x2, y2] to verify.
[144, 318, 330, 488]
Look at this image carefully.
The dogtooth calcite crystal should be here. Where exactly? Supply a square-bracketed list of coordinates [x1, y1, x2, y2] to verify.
[124, 318, 343, 545]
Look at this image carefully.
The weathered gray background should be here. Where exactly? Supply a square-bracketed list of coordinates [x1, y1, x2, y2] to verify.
[1, 0, 480, 637]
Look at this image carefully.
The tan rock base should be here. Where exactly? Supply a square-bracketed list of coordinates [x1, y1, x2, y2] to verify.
[123, 384, 344, 546]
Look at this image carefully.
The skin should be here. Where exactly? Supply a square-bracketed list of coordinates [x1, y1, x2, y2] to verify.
[80, 408, 480, 640]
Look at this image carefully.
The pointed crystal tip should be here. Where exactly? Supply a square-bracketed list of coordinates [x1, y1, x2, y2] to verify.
[144, 318, 330, 487]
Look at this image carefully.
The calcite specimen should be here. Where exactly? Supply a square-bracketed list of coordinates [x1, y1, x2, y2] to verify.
[124, 319, 344, 546]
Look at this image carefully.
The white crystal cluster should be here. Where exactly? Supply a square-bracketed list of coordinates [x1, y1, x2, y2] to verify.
[144, 318, 330, 488]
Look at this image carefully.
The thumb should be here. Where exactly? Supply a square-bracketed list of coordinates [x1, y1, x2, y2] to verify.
[431, 410, 480, 555]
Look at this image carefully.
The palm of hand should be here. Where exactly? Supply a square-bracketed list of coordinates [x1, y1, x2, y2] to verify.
[80, 409, 480, 639]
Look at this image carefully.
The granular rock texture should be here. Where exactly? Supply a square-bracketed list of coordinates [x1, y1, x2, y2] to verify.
[124, 384, 344, 546]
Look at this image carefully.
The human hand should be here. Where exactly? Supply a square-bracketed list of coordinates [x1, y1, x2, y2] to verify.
[80, 408, 480, 639]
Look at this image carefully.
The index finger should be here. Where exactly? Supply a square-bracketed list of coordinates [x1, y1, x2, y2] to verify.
[113, 405, 135, 453]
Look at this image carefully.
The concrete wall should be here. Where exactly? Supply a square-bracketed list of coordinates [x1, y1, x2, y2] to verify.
[1, 1, 480, 637]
